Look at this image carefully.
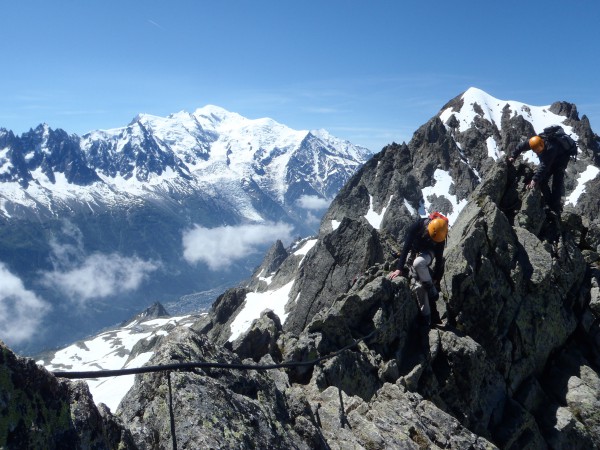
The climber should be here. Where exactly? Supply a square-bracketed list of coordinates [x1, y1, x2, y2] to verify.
[388, 212, 448, 328]
[508, 127, 576, 214]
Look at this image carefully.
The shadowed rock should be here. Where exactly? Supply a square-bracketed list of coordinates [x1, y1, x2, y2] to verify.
[0, 341, 135, 449]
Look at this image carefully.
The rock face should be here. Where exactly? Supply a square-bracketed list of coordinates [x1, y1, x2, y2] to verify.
[119, 315, 497, 449]
[115, 160, 600, 448]
[4, 88, 600, 449]
[118, 328, 310, 449]
[432, 161, 600, 447]
[0, 341, 135, 449]
[114, 91, 600, 449]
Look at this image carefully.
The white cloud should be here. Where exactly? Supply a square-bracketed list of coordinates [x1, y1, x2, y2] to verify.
[42, 221, 160, 304]
[0, 262, 50, 345]
[304, 211, 321, 227]
[48, 220, 85, 266]
[296, 195, 331, 210]
[42, 253, 160, 304]
[182, 222, 294, 271]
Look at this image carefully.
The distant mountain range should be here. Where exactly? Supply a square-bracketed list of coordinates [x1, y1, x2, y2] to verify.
[0, 106, 372, 354]
[0, 105, 371, 223]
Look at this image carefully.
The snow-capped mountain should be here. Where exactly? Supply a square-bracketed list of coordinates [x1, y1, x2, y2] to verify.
[440, 88, 599, 210]
[0, 107, 372, 355]
[318, 87, 599, 235]
[0, 105, 371, 222]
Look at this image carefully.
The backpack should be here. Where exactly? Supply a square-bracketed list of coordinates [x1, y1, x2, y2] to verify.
[540, 125, 578, 160]
[428, 211, 449, 223]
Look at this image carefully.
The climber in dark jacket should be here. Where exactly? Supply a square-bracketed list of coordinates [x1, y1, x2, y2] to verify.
[508, 134, 571, 214]
[388, 212, 448, 327]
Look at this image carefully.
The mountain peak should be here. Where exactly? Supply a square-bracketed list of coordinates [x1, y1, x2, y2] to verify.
[193, 104, 242, 123]
[439, 86, 577, 137]
[460, 86, 503, 109]
[128, 112, 163, 127]
[123, 301, 170, 326]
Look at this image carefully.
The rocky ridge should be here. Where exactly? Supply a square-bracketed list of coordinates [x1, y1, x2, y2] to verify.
[2, 88, 600, 448]
[115, 162, 600, 448]
[112, 91, 600, 448]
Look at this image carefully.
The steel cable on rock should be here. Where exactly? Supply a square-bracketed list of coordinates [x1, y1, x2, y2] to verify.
[50, 326, 384, 450]
[52, 328, 378, 379]
[52, 329, 379, 449]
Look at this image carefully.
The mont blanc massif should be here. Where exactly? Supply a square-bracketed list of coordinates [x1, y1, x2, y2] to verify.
[0, 105, 372, 354]
[2, 87, 600, 449]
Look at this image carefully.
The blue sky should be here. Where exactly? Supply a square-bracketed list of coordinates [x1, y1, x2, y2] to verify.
[1, 0, 599, 152]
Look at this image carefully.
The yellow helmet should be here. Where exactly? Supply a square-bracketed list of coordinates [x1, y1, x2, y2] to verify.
[529, 136, 545, 154]
[428, 217, 448, 243]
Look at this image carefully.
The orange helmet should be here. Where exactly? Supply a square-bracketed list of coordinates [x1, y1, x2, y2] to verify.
[428, 217, 448, 243]
[529, 136, 545, 154]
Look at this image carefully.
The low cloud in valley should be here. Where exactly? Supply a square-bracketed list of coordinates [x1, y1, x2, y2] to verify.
[42, 253, 160, 304]
[41, 222, 160, 304]
[296, 194, 331, 210]
[182, 222, 294, 270]
[0, 262, 50, 345]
